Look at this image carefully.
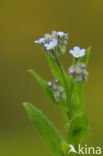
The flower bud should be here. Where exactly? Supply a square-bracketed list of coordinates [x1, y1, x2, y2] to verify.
[69, 63, 89, 84]
[59, 87, 64, 93]
[48, 81, 52, 88]
[61, 93, 66, 100]
[75, 75, 82, 83]
[55, 79, 59, 84]
[53, 85, 57, 91]
[83, 76, 88, 81]
[76, 69, 81, 75]
[54, 91, 60, 102]
[83, 70, 88, 76]
[80, 63, 86, 69]
[69, 68, 74, 74]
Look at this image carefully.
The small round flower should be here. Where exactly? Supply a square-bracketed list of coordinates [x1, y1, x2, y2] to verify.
[58, 32, 66, 38]
[53, 90, 60, 102]
[59, 87, 64, 93]
[54, 79, 59, 84]
[69, 68, 74, 74]
[53, 85, 57, 91]
[80, 63, 86, 69]
[83, 70, 88, 76]
[76, 69, 81, 75]
[75, 75, 82, 83]
[48, 81, 52, 87]
[34, 38, 46, 44]
[44, 34, 51, 39]
[69, 63, 89, 84]
[44, 40, 58, 50]
[69, 46, 86, 58]
[52, 31, 68, 39]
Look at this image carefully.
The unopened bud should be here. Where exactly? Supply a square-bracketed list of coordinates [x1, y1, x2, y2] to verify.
[53, 85, 57, 91]
[59, 87, 64, 93]
[80, 63, 86, 69]
[83, 76, 88, 81]
[76, 69, 81, 75]
[69, 68, 74, 74]
[55, 79, 59, 84]
[54, 91, 60, 102]
[75, 75, 82, 83]
[48, 81, 52, 87]
[83, 70, 88, 76]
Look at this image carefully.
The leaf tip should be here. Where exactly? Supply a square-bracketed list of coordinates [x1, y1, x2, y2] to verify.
[22, 102, 29, 108]
[28, 69, 33, 73]
[88, 46, 92, 51]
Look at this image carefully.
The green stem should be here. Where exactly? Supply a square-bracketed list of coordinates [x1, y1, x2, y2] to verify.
[54, 55, 73, 120]
[55, 56, 69, 99]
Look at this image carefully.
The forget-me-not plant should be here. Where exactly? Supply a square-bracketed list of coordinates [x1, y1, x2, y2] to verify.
[23, 30, 91, 156]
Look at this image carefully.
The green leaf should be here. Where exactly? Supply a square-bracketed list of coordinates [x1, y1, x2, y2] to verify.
[82, 47, 91, 66]
[67, 113, 90, 145]
[45, 53, 70, 108]
[23, 103, 64, 156]
[61, 141, 71, 156]
[70, 83, 84, 118]
[46, 53, 62, 81]
[28, 69, 59, 105]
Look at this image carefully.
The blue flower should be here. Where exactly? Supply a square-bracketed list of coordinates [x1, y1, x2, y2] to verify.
[44, 40, 58, 50]
[34, 38, 46, 44]
[53, 31, 68, 38]
[58, 32, 66, 38]
[69, 46, 86, 58]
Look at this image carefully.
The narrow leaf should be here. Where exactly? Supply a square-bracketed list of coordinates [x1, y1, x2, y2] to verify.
[28, 69, 59, 105]
[82, 47, 91, 66]
[71, 83, 84, 117]
[67, 113, 90, 145]
[23, 103, 64, 156]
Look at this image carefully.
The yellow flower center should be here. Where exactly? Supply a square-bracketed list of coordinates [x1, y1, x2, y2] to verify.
[75, 52, 80, 56]
[59, 35, 62, 38]
[50, 45, 54, 49]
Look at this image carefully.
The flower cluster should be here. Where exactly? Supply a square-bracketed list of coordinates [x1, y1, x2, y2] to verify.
[34, 31, 68, 56]
[34, 31, 89, 84]
[47, 79, 66, 102]
[69, 63, 88, 83]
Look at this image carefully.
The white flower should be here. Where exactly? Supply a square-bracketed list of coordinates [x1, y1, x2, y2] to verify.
[34, 38, 46, 44]
[69, 46, 86, 58]
[44, 40, 58, 50]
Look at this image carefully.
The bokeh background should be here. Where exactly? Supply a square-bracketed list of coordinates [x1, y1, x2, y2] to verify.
[0, 0, 103, 155]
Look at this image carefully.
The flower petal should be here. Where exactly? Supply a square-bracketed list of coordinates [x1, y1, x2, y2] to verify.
[80, 49, 86, 56]
[58, 32, 64, 36]
[80, 49, 86, 53]
[69, 50, 74, 55]
[44, 43, 49, 48]
[34, 40, 39, 43]
[73, 46, 80, 52]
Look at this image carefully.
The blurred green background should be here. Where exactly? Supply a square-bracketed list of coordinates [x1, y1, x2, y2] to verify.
[0, 0, 103, 155]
